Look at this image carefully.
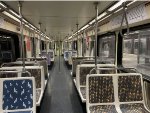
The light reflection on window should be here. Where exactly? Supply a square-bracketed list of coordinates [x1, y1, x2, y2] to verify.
[99, 35, 115, 64]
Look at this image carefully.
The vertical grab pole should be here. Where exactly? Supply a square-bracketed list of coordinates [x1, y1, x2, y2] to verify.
[72, 30, 73, 57]
[82, 32, 84, 57]
[33, 31, 37, 63]
[59, 35, 61, 72]
[94, 2, 98, 70]
[18, 2, 25, 72]
[67, 34, 69, 51]
[45, 29, 48, 53]
[39, 22, 42, 56]
[76, 23, 79, 57]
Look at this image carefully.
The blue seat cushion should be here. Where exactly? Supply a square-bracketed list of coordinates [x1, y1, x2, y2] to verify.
[3, 79, 33, 110]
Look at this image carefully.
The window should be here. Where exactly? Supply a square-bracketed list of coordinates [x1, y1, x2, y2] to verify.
[123, 30, 150, 76]
[99, 35, 116, 64]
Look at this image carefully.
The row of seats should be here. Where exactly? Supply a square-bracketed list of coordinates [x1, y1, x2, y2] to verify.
[0, 57, 50, 108]
[71, 57, 150, 113]
[40, 50, 55, 66]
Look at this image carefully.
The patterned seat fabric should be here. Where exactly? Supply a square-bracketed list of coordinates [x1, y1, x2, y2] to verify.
[0, 71, 18, 78]
[80, 67, 96, 86]
[89, 105, 117, 113]
[80, 87, 86, 99]
[72, 59, 83, 77]
[26, 69, 41, 88]
[2, 63, 34, 67]
[89, 76, 114, 103]
[38, 61, 48, 79]
[118, 75, 143, 102]
[99, 69, 116, 74]
[3, 79, 33, 110]
[118, 75, 149, 113]
[120, 103, 149, 113]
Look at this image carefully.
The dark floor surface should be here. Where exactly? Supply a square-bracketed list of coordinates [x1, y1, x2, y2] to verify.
[39, 56, 86, 113]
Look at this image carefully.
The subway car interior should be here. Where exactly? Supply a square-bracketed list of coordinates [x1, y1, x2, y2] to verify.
[0, 0, 150, 113]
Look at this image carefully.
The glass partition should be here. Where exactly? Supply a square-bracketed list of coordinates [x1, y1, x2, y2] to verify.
[98, 35, 116, 64]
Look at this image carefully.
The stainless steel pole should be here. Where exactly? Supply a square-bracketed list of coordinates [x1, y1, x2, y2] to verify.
[76, 23, 79, 57]
[59, 35, 61, 72]
[18, 1, 25, 72]
[94, 2, 98, 69]
[39, 22, 42, 55]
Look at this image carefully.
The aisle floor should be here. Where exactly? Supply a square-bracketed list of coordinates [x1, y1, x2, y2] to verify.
[39, 56, 86, 113]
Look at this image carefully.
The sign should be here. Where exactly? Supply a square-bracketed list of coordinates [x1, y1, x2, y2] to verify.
[26, 37, 31, 51]
[110, 4, 148, 29]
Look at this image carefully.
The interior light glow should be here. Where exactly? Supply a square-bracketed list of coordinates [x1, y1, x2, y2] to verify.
[114, 7, 123, 13]
[97, 12, 107, 20]
[29, 23, 36, 29]
[89, 19, 95, 25]
[23, 19, 28, 24]
[0, 2, 7, 8]
[127, 0, 137, 6]
[3, 11, 20, 22]
[99, 14, 112, 22]
[9, 9, 20, 18]
[108, 0, 127, 11]
[81, 24, 89, 31]
[68, 36, 72, 40]
[25, 24, 30, 28]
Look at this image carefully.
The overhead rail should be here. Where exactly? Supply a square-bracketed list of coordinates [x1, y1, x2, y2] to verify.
[65, 0, 137, 42]
[0, 1, 50, 40]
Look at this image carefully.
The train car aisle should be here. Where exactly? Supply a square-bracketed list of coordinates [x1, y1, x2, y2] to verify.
[39, 56, 85, 113]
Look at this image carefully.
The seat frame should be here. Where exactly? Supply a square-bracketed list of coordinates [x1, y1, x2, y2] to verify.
[75, 64, 115, 103]
[86, 73, 150, 113]
[0, 66, 45, 106]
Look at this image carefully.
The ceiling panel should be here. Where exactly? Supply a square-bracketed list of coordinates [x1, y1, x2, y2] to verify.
[4, 1, 114, 40]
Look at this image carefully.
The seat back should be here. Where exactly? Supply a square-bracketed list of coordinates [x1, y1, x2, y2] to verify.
[17, 57, 47, 61]
[0, 66, 45, 106]
[1, 62, 35, 67]
[118, 74, 149, 113]
[0, 70, 18, 78]
[86, 74, 116, 113]
[2, 61, 48, 79]
[72, 57, 94, 77]
[86, 73, 150, 113]
[76, 64, 116, 90]
[0, 66, 45, 90]
[0, 74, 36, 113]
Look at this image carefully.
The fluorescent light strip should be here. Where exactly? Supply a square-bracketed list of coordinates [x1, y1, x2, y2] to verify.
[0, 2, 7, 8]
[114, 7, 123, 13]
[89, 19, 95, 25]
[23, 19, 28, 24]
[25, 24, 30, 28]
[3, 11, 20, 22]
[97, 12, 107, 20]
[9, 9, 20, 18]
[99, 14, 112, 22]
[29, 23, 36, 29]
[127, 0, 137, 6]
[108, 0, 127, 11]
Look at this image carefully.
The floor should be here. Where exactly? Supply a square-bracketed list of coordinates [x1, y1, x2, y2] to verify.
[39, 56, 86, 113]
